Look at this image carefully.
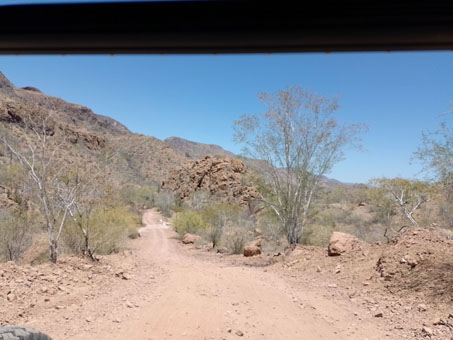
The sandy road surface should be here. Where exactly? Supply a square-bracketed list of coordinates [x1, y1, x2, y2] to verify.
[28, 210, 395, 340]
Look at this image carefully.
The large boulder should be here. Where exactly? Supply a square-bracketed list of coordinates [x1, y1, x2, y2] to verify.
[182, 233, 201, 244]
[327, 232, 361, 256]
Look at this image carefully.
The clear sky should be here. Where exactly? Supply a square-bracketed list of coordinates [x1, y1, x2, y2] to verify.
[1, 52, 452, 183]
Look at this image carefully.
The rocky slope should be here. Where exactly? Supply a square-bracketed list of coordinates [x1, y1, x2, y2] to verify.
[164, 136, 235, 159]
[0, 71, 185, 187]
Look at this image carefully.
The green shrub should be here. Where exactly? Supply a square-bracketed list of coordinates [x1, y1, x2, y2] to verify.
[63, 206, 139, 256]
[172, 210, 208, 237]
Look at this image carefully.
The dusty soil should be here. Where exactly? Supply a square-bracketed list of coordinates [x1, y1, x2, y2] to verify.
[1, 210, 452, 339]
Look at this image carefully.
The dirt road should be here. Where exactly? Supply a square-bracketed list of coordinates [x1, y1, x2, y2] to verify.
[27, 210, 396, 340]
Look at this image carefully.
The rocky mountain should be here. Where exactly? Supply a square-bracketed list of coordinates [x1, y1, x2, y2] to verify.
[0, 70, 348, 206]
[0, 71, 185, 187]
[164, 136, 350, 188]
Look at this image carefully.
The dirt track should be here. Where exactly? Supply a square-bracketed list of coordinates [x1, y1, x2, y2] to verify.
[23, 210, 397, 340]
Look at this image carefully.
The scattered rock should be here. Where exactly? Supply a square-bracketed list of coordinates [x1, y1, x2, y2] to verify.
[417, 303, 427, 312]
[374, 312, 383, 318]
[235, 330, 244, 337]
[422, 326, 433, 337]
[6, 293, 16, 302]
[115, 271, 132, 280]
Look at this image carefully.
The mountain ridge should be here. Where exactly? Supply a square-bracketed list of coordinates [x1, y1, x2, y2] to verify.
[0, 71, 350, 188]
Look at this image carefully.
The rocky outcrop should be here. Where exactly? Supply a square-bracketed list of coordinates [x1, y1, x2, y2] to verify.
[63, 126, 106, 150]
[21, 86, 42, 93]
[162, 155, 260, 207]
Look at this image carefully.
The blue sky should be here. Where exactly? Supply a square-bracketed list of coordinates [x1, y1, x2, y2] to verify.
[1, 52, 452, 183]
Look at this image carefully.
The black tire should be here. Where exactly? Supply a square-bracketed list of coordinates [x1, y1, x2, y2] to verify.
[0, 326, 52, 340]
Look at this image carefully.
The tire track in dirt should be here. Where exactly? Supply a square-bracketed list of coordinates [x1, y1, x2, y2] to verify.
[26, 210, 396, 340]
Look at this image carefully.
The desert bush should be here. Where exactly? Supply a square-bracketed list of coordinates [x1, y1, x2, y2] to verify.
[439, 200, 453, 229]
[154, 189, 177, 217]
[201, 203, 240, 248]
[171, 210, 208, 237]
[0, 163, 28, 206]
[0, 209, 33, 262]
[63, 206, 139, 256]
[221, 226, 250, 254]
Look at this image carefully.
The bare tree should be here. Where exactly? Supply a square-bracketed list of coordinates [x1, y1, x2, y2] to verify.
[2, 112, 79, 263]
[371, 178, 430, 226]
[234, 86, 366, 244]
[66, 171, 108, 261]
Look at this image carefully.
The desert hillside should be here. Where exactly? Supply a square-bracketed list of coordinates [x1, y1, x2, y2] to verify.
[0, 72, 185, 186]
[0, 73, 452, 340]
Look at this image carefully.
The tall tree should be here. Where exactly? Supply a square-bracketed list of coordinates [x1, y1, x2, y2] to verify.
[234, 86, 366, 244]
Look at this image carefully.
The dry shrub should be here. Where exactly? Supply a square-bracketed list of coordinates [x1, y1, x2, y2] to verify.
[0, 209, 33, 262]
[201, 203, 240, 248]
[221, 226, 249, 254]
[154, 190, 177, 217]
[183, 190, 211, 211]
[121, 184, 158, 209]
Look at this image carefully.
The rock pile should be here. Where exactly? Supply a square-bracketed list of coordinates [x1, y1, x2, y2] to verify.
[162, 155, 260, 207]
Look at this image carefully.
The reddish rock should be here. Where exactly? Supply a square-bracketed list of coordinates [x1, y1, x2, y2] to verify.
[243, 245, 261, 257]
[327, 232, 361, 256]
[162, 155, 260, 207]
